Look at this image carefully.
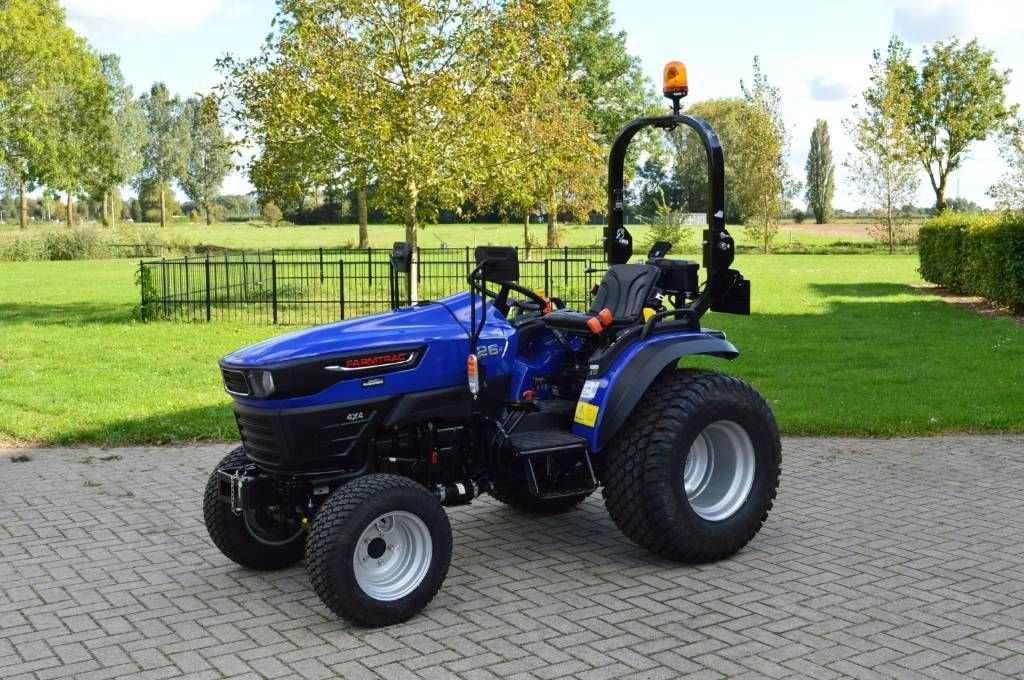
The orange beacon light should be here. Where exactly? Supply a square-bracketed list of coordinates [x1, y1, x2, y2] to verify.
[663, 61, 689, 97]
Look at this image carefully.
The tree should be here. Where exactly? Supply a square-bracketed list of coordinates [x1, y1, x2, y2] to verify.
[908, 38, 1017, 213]
[988, 128, 1024, 213]
[139, 83, 188, 227]
[0, 0, 109, 229]
[181, 95, 232, 225]
[97, 54, 146, 227]
[566, 0, 659, 147]
[477, 2, 603, 248]
[223, 0, 573, 300]
[670, 99, 750, 224]
[805, 120, 835, 224]
[738, 57, 792, 253]
[846, 37, 920, 253]
[138, 178, 180, 222]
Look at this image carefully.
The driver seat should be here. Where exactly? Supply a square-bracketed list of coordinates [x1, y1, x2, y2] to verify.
[543, 263, 661, 334]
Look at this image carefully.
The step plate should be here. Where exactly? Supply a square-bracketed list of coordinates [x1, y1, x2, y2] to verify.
[509, 430, 588, 457]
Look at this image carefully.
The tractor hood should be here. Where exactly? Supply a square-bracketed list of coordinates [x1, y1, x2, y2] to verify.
[223, 293, 481, 368]
[219, 292, 518, 409]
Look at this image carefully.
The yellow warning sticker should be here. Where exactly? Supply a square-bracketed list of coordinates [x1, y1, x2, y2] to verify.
[574, 401, 599, 427]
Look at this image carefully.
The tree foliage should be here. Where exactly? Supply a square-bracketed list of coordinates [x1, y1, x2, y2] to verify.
[97, 54, 146, 227]
[988, 129, 1024, 213]
[846, 37, 920, 253]
[804, 119, 834, 224]
[474, 2, 603, 248]
[908, 38, 1017, 212]
[140, 82, 188, 227]
[223, 0, 583, 297]
[0, 0, 113, 228]
[181, 95, 232, 225]
[670, 99, 751, 224]
[566, 0, 658, 147]
[737, 57, 792, 253]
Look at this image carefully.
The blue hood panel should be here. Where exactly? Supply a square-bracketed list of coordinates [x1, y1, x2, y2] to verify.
[222, 292, 518, 409]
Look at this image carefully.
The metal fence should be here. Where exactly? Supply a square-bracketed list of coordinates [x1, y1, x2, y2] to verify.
[137, 246, 606, 325]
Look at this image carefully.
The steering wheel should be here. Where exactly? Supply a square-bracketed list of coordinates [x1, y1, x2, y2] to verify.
[471, 277, 564, 316]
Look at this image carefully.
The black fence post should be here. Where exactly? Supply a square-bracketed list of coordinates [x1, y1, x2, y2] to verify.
[544, 259, 550, 297]
[339, 260, 345, 320]
[416, 246, 421, 283]
[271, 258, 278, 324]
[367, 248, 373, 284]
[319, 247, 324, 284]
[138, 260, 144, 314]
[161, 258, 168, 318]
[223, 252, 230, 306]
[204, 256, 211, 322]
[184, 256, 191, 320]
[564, 247, 569, 285]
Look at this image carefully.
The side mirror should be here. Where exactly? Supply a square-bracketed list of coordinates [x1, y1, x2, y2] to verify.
[390, 242, 412, 274]
[648, 241, 671, 259]
[474, 246, 519, 282]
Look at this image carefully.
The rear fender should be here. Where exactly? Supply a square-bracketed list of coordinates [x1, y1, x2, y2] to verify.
[570, 333, 738, 452]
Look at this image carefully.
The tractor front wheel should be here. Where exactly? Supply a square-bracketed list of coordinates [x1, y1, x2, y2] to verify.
[602, 369, 781, 563]
[306, 474, 452, 626]
[203, 446, 306, 571]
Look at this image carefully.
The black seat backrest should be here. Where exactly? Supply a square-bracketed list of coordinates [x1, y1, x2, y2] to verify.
[590, 264, 661, 323]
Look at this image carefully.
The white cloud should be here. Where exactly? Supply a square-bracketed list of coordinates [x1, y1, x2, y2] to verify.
[809, 75, 852, 102]
[892, 0, 1024, 43]
[62, 0, 225, 38]
[222, 3, 251, 21]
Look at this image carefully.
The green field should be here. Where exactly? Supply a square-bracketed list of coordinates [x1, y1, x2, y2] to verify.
[1, 250, 1021, 446]
[2, 219, 913, 255]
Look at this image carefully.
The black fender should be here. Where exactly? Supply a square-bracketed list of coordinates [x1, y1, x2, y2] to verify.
[596, 336, 738, 450]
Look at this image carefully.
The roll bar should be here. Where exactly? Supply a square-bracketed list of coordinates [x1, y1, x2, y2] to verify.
[604, 114, 745, 318]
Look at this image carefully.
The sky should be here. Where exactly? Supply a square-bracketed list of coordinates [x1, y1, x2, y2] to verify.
[62, 0, 1024, 210]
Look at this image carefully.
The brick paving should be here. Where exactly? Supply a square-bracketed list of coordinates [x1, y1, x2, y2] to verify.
[1, 435, 1023, 679]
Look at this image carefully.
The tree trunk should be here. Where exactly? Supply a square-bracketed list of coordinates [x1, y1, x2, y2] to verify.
[205, 204, 212, 226]
[546, 190, 559, 248]
[523, 212, 531, 258]
[160, 188, 166, 227]
[102, 191, 109, 227]
[403, 178, 419, 303]
[19, 180, 27, 229]
[935, 174, 947, 214]
[66, 191, 73, 227]
[110, 192, 117, 229]
[357, 186, 369, 248]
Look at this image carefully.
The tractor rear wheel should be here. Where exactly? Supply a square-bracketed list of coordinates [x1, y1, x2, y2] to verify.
[602, 369, 781, 563]
[203, 446, 306, 571]
[489, 486, 591, 513]
[306, 474, 452, 626]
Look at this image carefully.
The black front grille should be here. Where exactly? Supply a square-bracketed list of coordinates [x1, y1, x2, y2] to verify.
[222, 368, 250, 396]
[236, 411, 281, 464]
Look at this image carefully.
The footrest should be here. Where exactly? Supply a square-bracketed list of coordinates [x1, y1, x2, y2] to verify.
[509, 429, 597, 499]
[509, 430, 588, 457]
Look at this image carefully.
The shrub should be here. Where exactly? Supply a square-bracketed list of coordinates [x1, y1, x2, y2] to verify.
[262, 202, 283, 224]
[41, 229, 106, 260]
[792, 208, 806, 224]
[919, 213, 1024, 311]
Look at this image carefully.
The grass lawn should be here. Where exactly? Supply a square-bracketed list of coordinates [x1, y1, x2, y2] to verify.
[1, 253, 1020, 446]
[3, 219, 912, 255]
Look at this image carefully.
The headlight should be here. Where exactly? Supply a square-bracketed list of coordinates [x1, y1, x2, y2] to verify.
[249, 370, 275, 397]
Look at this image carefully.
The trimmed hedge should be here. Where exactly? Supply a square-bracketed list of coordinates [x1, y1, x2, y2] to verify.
[919, 213, 1024, 312]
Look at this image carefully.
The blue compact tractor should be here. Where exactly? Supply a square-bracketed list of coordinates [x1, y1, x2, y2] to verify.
[204, 62, 781, 626]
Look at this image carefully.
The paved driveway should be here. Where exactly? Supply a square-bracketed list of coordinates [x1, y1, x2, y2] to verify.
[1, 436, 1023, 679]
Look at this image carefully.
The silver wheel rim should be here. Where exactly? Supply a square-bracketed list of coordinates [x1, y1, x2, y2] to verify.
[683, 420, 756, 522]
[243, 509, 303, 547]
[353, 511, 432, 601]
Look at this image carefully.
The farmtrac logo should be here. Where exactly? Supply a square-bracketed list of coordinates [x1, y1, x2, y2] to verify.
[325, 351, 416, 372]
